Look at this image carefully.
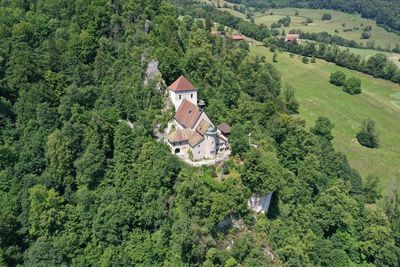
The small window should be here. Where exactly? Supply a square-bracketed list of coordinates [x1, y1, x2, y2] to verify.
[198, 145, 200, 148]
[191, 94, 193, 98]
[179, 95, 181, 100]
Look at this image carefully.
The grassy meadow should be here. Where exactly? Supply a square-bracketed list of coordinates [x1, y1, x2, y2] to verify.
[254, 8, 400, 50]
[250, 46, 400, 190]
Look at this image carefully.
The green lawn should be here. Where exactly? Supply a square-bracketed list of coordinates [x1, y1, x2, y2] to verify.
[251, 46, 400, 190]
[254, 8, 400, 50]
[336, 46, 400, 67]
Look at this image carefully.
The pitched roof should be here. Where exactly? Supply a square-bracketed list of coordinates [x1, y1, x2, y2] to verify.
[188, 132, 204, 147]
[285, 34, 299, 41]
[174, 99, 202, 129]
[167, 128, 192, 143]
[217, 123, 231, 134]
[168, 75, 197, 92]
[196, 119, 211, 136]
[231, 34, 244, 41]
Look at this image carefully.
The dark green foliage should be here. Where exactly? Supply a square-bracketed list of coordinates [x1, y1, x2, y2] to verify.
[343, 76, 361, 95]
[311, 117, 334, 140]
[0, 0, 398, 266]
[229, 124, 250, 156]
[283, 84, 299, 114]
[241, 148, 283, 194]
[364, 175, 381, 203]
[301, 56, 309, 64]
[273, 52, 278, 62]
[322, 13, 332, 21]
[361, 31, 371, 39]
[356, 119, 379, 148]
[330, 71, 346, 86]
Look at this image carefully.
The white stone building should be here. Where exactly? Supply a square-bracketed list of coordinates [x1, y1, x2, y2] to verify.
[165, 76, 230, 161]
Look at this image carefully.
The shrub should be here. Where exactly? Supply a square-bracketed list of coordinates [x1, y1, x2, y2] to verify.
[330, 71, 346, 86]
[311, 117, 334, 140]
[356, 119, 379, 148]
[343, 77, 361, 95]
[322, 13, 332, 21]
[302, 56, 309, 64]
[361, 31, 371, 39]
[310, 56, 316, 63]
[273, 52, 278, 62]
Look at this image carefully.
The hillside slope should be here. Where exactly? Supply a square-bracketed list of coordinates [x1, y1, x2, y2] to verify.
[251, 45, 400, 189]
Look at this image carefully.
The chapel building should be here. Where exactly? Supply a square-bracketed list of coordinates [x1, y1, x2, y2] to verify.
[166, 76, 230, 161]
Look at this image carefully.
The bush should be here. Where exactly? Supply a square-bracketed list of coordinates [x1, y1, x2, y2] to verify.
[273, 52, 278, 62]
[330, 71, 346, 86]
[356, 119, 379, 148]
[311, 117, 334, 140]
[361, 31, 371, 39]
[343, 77, 361, 95]
[322, 13, 332, 21]
[302, 56, 309, 64]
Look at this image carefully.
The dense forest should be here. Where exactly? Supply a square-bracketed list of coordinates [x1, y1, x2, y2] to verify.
[225, 0, 400, 34]
[1, 0, 400, 266]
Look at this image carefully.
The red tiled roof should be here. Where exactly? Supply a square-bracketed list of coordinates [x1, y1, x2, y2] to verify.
[231, 34, 244, 41]
[174, 99, 201, 129]
[167, 128, 192, 143]
[285, 34, 299, 41]
[217, 123, 231, 134]
[188, 132, 204, 147]
[168, 75, 197, 92]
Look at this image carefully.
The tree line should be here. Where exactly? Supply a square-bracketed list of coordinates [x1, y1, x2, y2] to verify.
[269, 39, 400, 84]
[224, 0, 400, 34]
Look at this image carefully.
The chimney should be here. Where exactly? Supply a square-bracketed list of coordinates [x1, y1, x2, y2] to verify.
[198, 99, 206, 111]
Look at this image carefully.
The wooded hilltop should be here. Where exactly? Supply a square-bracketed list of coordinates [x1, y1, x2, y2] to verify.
[0, 0, 399, 266]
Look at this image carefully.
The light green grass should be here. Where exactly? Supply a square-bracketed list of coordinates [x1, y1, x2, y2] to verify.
[254, 8, 400, 50]
[336, 46, 400, 67]
[251, 46, 400, 188]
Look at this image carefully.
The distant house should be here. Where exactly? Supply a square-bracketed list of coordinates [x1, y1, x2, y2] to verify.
[285, 34, 300, 43]
[165, 76, 230, 161]
[230, 34, 244, 41]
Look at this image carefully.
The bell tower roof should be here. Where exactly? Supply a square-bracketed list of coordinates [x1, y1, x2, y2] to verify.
[168, 75, 197, 92]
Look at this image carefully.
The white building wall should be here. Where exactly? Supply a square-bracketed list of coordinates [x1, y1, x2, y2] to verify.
[192, 140, 206, 161]
[203, 134, 217, 159]
[169, 90, 197, 111]
[168, 141, 190, 155]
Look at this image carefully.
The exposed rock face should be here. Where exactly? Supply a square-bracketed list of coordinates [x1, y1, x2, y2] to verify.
[144, 19, 151, 33]
[144, 59, 161, 84]
[144, 59, 165, 94]
[247, 192, 273, 214]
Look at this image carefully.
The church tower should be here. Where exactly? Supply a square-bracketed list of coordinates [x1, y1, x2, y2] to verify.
[168, 75, 198, 111]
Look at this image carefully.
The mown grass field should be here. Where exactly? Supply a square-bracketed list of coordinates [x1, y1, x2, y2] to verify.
[254, 8, 400, 50]
[336, 46, 400, 67]
[250, 46, 400, 190]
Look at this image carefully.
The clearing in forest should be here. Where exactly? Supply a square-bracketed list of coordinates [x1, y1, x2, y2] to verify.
[254, 7, 400, 50]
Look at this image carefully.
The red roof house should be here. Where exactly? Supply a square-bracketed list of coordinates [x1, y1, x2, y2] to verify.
[285, 34, 300, 42]
[230, 34, 244, 41]
[168, 75, 197, 92]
